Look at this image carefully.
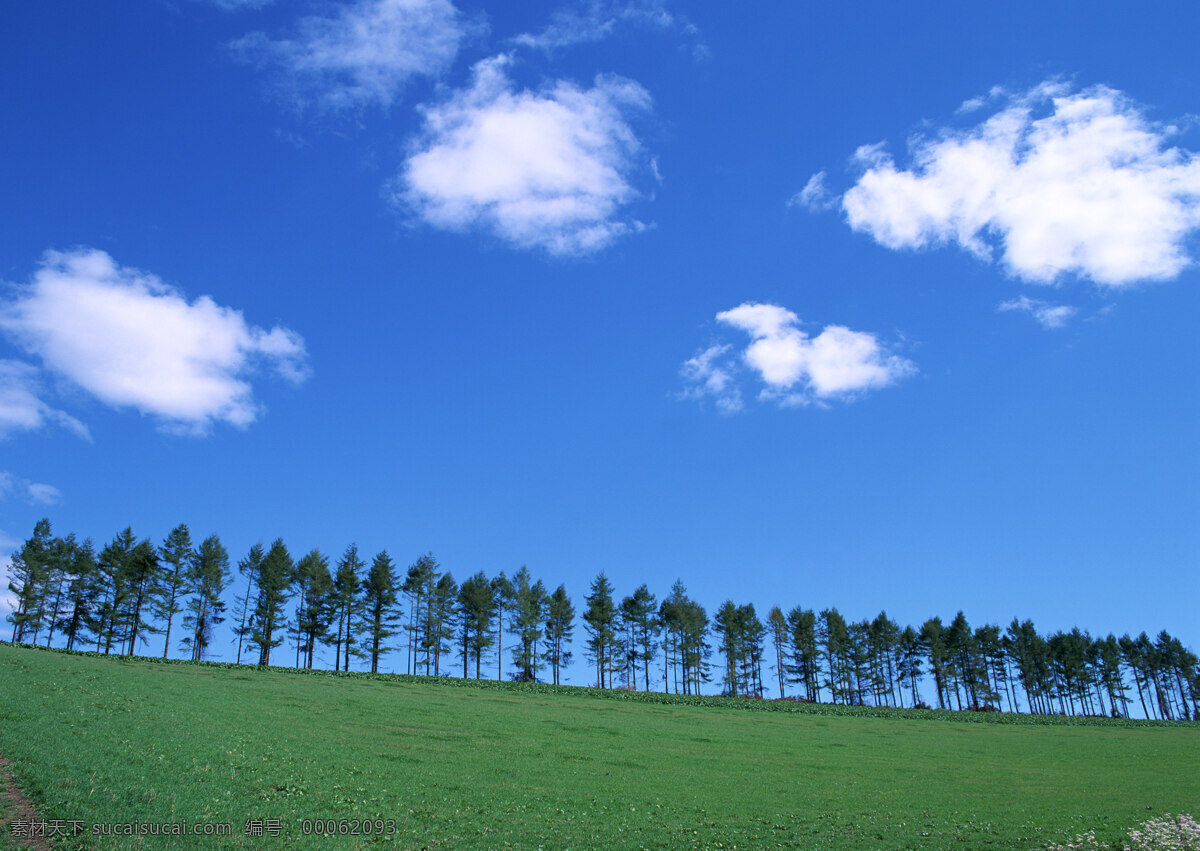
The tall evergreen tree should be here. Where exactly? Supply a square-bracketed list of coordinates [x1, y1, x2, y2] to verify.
[820, 608, 851, 704]
[582, 572, 617, 688]
[249, 538, 293, 666]
[619, 584, 659, 692]
[181, 534, 229, 662]
[897, 625, 924, 707]
[427, 572, 459, 676]
[361, 550, 399, 674]
[233, 543, 265, 665]
[58, 536, 99, 652]
[456, 572, 496, 678]
[40, 533, 73, 648]
[509, 566, 547, 682]
[490, 571, 515, 681]
[155, 524, 195, 659]
[6, 518, 55, 643]
[120, 538, 160, 656]
[920, 617, 951, 710]
[768, 606, 789, 699]
[659, 581, 710, 695]
[403, 554, 438, 675]
[330, 544, 365, 672]
[785, 607, 821, 702]
[94, 528, 136, 654]
[544, 584, 575, 686]
[294, 549, 333, 669]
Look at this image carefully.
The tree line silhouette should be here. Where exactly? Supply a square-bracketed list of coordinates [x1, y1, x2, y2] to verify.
[6, 518, 1197, 721]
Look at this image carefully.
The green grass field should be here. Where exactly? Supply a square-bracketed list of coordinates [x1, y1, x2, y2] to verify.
[0, 644, 1197, 849]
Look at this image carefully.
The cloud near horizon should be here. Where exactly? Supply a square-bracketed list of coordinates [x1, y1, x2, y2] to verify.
[232, 0, 467, 112]
[682, 303, 915, 410]
[808, 82, 1200, 288]
[398, 54, 654, 255]
[0, 249, 308, 434]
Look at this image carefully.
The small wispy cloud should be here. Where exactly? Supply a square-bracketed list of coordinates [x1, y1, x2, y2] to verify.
[232, 0, 468, 113]
[0, 249, 309, 435]
[193, 0, 274, 11]
[790, 171, 837, 211]
[0, 473, 62, 506]
[998, 295, 1078, 329]
[682, 303, 915, 410]
[679, 344, 742, 413]
[0, 360, 90, 441]
[398, 54, 655, 255]
[512, 0, 694, 53]
[809, 81, 1200, 288]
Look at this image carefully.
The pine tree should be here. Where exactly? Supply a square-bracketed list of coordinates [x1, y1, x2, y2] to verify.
[509, 566, 546, 682]
[658, 581, 709, 695]
[457, 571, 496, 679]
[293, 549, 333, 669]
[6, 518, 55, 643]
[785, 606, 821, 702]
[620, 584, 659, 692]
[249, 539, 293, 666]
[921, 616, 950, 710]
[428, 572, 459, 676]
[94, 528, 136, 654]
[58, 536, 99, 652]
[155, 524, 195, 659]
[119, 538, 160, 656]
[181, 534, 229, 661]
[491, 571, 515, 681]
[361, 550, 399, 674]
[330, 544, 365, 672]
[543, 584, 575, 686]
[403, 554, 438, 675]
[768, 606, 788, 699]
[233, 543, 265, 665]
[582, 572, 616, 688]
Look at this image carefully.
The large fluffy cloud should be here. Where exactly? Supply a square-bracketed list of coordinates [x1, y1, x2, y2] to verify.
[0, 249, 308, 433]
[827, 82, 1200, 287]
[233, 0, 466, 112]
[682, 303, 914, 410]
[398, 55, 654, 255]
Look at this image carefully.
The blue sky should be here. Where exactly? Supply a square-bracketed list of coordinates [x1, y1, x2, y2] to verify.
[2, 0, 1197, 681]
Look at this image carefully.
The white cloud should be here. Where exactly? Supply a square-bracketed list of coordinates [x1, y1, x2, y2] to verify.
[790, 171, 837, 211]
[0, 360, 90, 440]
[195, 0, 274, 10]
[512, 0, 679, 52]
[833, 82, 1200, 287]
[0, 473, 63, 506]
[26, 483, 62, 506]
[998, 295, 1078, 329]
[232, 0, 466, 112]
[679, 344, 742, 413]
[399, 54, 654, 255]
[0, 249, 308, 434]
[682, 303, 914, 409]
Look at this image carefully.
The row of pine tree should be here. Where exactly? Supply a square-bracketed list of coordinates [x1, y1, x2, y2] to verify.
[5, 518, 1197, 720]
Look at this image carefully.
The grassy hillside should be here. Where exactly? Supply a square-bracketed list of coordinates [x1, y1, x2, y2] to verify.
[0, 645, 1197, 849]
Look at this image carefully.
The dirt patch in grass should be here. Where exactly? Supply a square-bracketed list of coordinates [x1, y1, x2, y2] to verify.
[0, 756, 49, 851]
